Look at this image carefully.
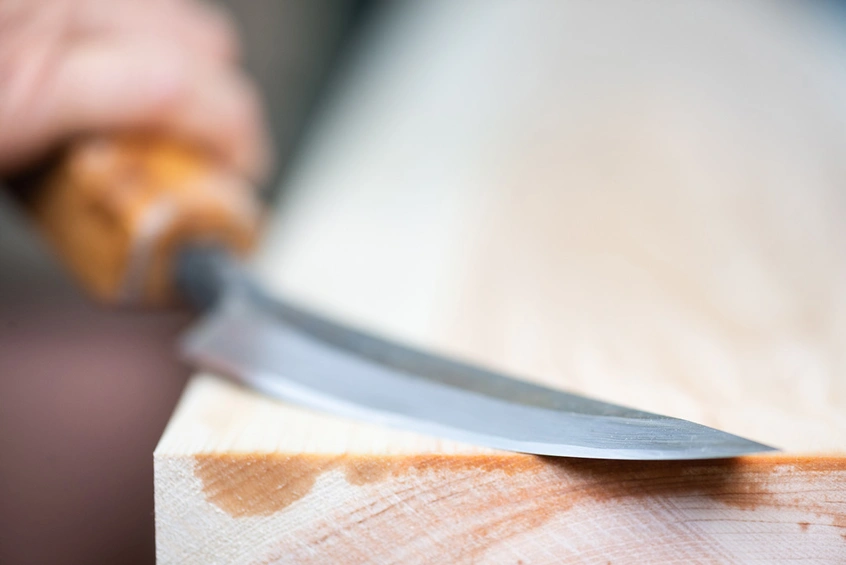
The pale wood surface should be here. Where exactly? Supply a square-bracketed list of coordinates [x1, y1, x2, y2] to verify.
[157, 376, 846, 564]
[156, 1, 846, 562]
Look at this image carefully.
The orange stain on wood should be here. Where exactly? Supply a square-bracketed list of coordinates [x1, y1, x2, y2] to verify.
[194, 453, 545, 516]
[194, 454, 341, 518]
[194, 453, 846, 542]
[193, 453, 846, 564]
[343, 453, 543, 486]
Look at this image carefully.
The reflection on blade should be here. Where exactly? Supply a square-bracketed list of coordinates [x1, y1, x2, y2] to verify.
[181, 285, 777, 460]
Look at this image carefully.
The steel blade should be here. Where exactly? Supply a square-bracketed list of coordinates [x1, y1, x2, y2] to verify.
[181, 283, 777, 460]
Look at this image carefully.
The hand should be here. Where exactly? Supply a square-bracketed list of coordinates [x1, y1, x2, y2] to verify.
[0, 0, 270, 180]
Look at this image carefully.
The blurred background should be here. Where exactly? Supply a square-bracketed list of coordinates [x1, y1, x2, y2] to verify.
[4, 1, 846, 564]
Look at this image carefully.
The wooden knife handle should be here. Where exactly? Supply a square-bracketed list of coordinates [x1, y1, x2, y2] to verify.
[27, 136, 261, 306]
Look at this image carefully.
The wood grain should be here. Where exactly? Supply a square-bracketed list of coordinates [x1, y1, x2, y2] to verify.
[157, 377, 846, 564]
[156, 1, 846, 562]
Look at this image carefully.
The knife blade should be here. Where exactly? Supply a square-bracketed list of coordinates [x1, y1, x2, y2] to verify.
[23, 136, 777, 460]
[176, 246, 777, 460]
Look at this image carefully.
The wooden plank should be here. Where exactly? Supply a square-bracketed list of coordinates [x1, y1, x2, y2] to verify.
[157, 376, 846, 564]
[156, 1, 846, 562]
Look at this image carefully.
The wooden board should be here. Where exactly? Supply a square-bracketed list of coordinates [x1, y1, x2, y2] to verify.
[156, 1, 846, 562]
[157, 376, 846, 563]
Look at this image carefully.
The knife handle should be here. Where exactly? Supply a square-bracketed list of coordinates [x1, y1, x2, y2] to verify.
[25, 136, 261, 306]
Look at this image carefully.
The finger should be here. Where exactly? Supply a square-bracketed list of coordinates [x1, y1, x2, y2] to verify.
[9, 37, 270, 180]
[71, 0, 239, 65]
[163, 59, 272, 181]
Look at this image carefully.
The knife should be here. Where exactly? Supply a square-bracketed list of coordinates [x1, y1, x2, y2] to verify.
[22, 136, 776, 460]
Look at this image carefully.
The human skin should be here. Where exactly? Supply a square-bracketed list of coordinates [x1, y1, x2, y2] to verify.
[0, 0, 270, 179]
